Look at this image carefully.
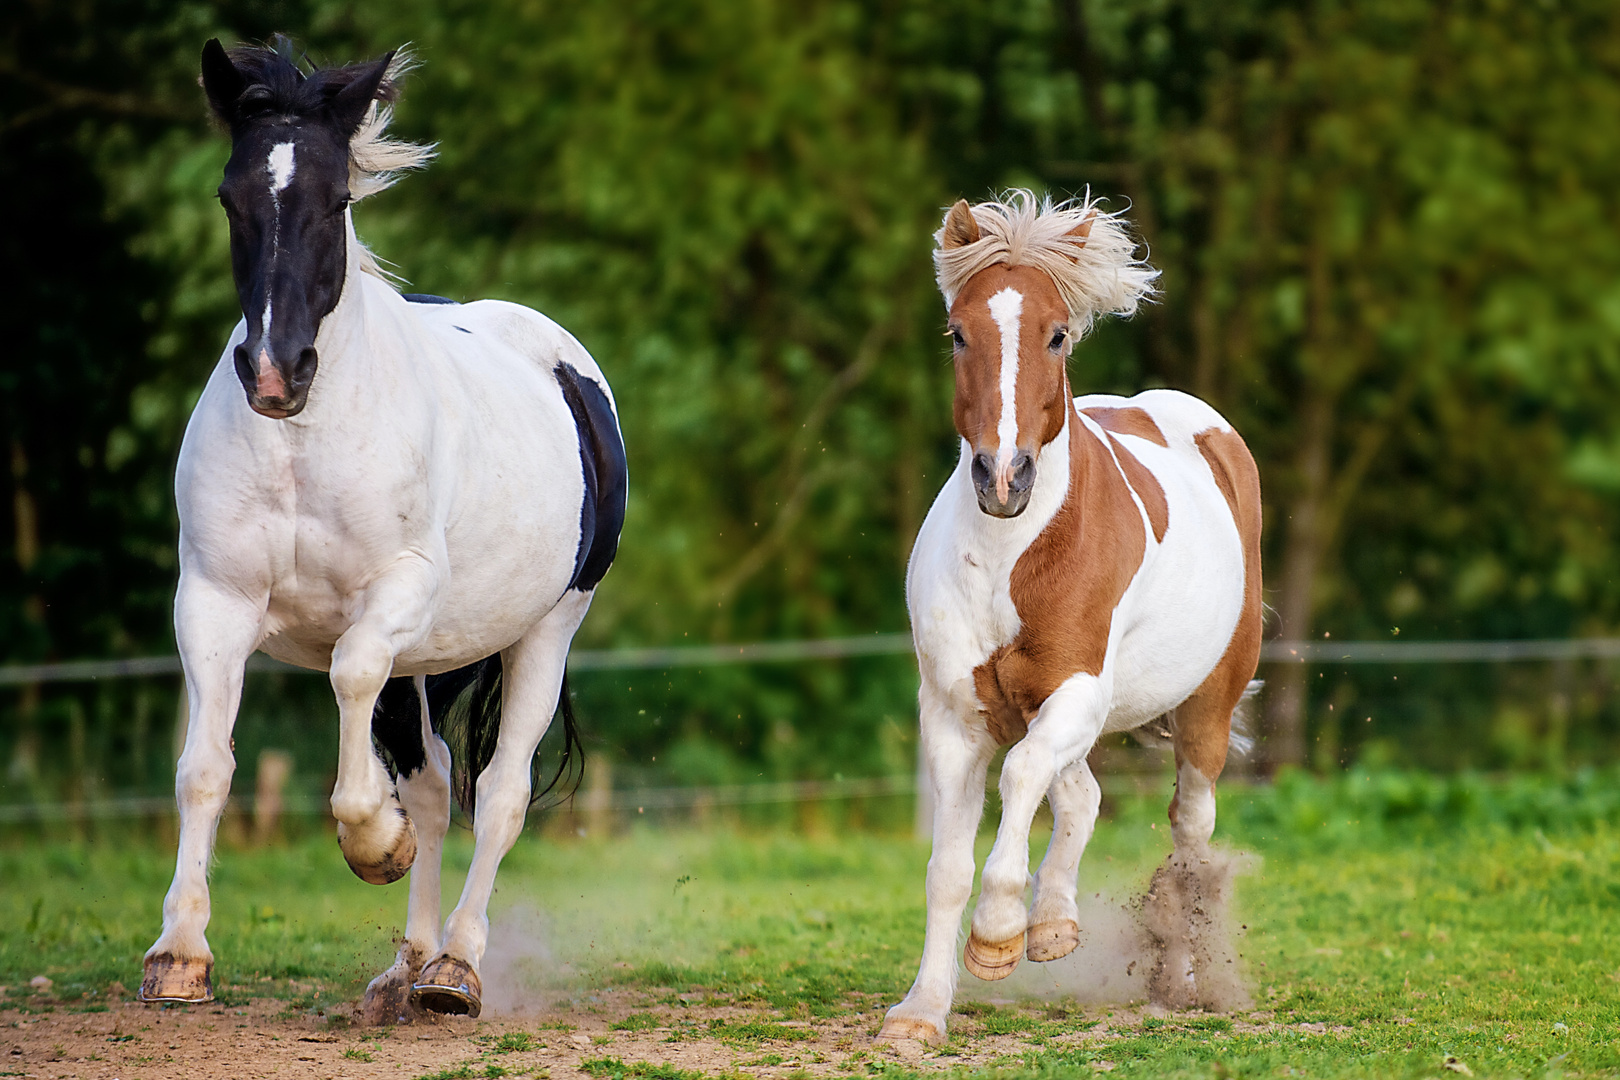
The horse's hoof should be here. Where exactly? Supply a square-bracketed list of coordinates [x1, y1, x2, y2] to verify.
[410, 957, 482, 1018]
[875, 1016, 945, 1045]
[139, 953, 213, 1004]
[964, 931, 1024, 981]
[362, 951, 427, 1026]
[337, 807, 418, 885]
[1026, 918, 1080, 962]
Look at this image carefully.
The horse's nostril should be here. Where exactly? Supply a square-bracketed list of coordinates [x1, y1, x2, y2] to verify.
[971, 451, 995, 493]
[1010, 451, 1036, 493]
[293, 347, 319, 386]
[233, 344, 255, 385]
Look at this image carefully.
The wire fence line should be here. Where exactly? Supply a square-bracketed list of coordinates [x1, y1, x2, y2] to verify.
[7, 633, 1620, 687]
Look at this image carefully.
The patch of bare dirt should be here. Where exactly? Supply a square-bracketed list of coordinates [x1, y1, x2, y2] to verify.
[3, 985, 1341, 1078]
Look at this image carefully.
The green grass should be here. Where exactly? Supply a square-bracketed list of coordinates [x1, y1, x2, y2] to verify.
[3, 771, 1618, 1076]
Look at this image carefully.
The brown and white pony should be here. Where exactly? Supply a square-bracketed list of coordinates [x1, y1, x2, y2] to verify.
[879, 193, 1262, 1044]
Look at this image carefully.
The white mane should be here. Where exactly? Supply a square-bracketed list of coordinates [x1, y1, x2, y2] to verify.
[933, 190, 1159, 336]
[348, 50, 435, 282]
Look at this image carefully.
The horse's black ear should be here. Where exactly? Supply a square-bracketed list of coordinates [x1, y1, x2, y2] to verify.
[200, 38, 247, 123]
[330, 50, 396, 136]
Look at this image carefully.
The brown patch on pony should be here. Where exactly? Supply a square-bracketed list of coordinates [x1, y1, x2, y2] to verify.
[972, 421, 1148, 743]
[1108, 434, 1168, 543]
[1081, 405, 1168, 447]
[1168, 427, 1264, 779]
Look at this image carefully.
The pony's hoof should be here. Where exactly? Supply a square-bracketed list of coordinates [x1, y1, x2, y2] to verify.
[410, 957, 482, 1018]
[362, 952, 427, 1026]
[964, 931, 1024, 981]
[337, 807, 418, 885]
[139, 953, 213, 1004]
[875, 1015, 945, 1045]
[1026, 918, 1080, 962]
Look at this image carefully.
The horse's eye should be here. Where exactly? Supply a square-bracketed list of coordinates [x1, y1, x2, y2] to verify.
[1049, 329, 1068, 351]
[950, 328, 966, 349]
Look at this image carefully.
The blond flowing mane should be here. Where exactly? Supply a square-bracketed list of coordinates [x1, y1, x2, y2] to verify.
[933, 190, 1159, 336]
[348, 51, 434, 282]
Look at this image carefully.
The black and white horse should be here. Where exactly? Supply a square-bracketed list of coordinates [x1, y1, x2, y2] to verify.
[140, 40, 626, 1022]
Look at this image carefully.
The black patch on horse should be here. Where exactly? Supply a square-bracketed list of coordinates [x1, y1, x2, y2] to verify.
[553, 362, 627, 593]
[372, 676, 427, 777]
[402, 293, 458, 304]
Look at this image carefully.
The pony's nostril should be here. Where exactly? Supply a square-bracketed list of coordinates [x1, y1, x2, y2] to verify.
[233, 344, 255, 386]
[1010, 451, 1036, 493]
[971, 451, 995, 493]
[292, 346, 320, 389]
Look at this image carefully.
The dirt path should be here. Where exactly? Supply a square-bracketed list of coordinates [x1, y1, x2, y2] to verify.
[4, 985, 1340, 1078]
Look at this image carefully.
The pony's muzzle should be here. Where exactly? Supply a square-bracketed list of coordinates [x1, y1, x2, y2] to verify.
[972, 448, 1035, 518]
[234, 343, 317, 418]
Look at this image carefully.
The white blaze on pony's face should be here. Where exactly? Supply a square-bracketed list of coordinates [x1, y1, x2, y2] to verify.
[946, 254, 1078, 518]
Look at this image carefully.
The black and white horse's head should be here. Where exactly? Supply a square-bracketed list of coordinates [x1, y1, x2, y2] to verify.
[201, 39, 412, 418]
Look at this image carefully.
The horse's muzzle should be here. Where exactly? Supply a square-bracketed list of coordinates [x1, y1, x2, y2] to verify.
[972, 448, 1035, 518]
[234, 343, 317, 418]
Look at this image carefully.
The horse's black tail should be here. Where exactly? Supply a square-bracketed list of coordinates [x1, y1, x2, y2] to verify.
[425, 657, 585, 821]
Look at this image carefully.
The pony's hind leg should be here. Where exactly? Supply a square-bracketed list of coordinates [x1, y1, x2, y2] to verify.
[1146, 675, 1247, 1011]
[412, 592, 590, 1019]
[1026, 757, 1102, 963]
[878, 687, 995, 1045]
[329, 562, 440, 885]
[142, 576, 263, 1003]
[362, 676, 453, 1025]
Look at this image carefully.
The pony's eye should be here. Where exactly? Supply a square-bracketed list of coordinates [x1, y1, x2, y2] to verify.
[950, 328, 966, 349]
[1049, 329, 1068, 351]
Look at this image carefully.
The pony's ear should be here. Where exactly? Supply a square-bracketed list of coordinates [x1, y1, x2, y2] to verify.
[1066, 212, 1096, 243]
[200, 38, 247, 123]
[941, 200, 981, 249]
[330, 51, 396, 137]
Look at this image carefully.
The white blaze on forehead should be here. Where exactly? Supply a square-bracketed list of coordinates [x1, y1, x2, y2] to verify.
[267, 142, 297, 193]
[987, 287, 1024, 463]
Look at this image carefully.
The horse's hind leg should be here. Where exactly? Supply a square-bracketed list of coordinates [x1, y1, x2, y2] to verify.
[1026, 758, 1102, 963]
[1147, 675, 1246, 1011]
[362, 676, 453, 1025]
[412, 592, 590, 1019]
[142, 576, 263, 1003]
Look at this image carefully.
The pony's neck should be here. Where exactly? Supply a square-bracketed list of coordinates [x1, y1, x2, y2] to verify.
[311, 209, 372, 365]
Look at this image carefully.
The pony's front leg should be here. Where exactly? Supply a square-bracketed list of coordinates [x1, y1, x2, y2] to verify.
[877, 687, 993, 1045]
[141, 576, 264, 1003]
[412, 592, 589, 1018]
[967, 673, 1108, 981]
[1025, 758, 1102, 963]
[362, 677, 453, 1025]
[329, 563, 438, 885]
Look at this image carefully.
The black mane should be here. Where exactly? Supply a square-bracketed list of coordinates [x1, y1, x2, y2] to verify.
[203, 37, 399, 129]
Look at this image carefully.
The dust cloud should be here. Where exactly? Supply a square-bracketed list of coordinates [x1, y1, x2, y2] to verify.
[959, 846, 1257, 1012]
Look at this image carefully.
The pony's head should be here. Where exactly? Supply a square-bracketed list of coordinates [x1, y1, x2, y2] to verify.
[934, 191, 1158, 517]
[200, 38, 431, 418]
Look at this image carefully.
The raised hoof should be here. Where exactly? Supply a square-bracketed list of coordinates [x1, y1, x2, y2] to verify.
[410, 957, 482, 1018]
[875, 1015, 945, 1045]
[337, 810, 418, 885]
[1026, 918, 1081, 962]
[139, 953, 213, 1004]
[964, 931, 1024, 981]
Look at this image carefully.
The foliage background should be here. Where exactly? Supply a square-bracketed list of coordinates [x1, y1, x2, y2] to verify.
[4, 0, 1620, 804]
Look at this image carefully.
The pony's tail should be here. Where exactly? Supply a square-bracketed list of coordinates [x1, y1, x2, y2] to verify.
[427, 657, 585, 820]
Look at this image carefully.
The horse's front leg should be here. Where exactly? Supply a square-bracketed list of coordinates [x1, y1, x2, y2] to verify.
[1025, 757, 1102, 963]
[412, 592, 589, 1018]
[967, 673, 1109, 981]
[329, 563, 438, 885]
[141, 575, 264, 1003]
[877, 685, 994, 1045]
[362, 677, 453, 1024]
